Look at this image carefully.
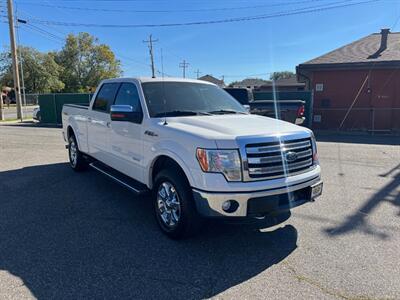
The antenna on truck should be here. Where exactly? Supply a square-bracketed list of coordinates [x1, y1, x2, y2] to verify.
[161, 48, 168, 125]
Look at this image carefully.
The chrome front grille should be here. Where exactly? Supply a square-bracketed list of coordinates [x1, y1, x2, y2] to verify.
[245, 138, 313, 180]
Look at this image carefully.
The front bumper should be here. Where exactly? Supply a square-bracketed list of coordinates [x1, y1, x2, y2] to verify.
[192, 176, 322, 217]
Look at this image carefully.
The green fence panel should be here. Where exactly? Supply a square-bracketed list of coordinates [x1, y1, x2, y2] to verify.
[38, 93, 92, 124]
[38, 94, 57, 124]
[54, 94, 91, 124]
[253, 91, 313, 127]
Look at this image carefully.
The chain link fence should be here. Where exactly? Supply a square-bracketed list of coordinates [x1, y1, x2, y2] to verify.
[23, 93, 39, 106]
[312, 107, 400, 133]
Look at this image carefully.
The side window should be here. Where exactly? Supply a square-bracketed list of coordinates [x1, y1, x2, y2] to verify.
[93, 83, 120, 112]
[114, 83, 142, 112]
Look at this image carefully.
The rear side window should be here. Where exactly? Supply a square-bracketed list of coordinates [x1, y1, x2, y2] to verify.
[93, 83, 120, 112]
[114, 83, 142, 112]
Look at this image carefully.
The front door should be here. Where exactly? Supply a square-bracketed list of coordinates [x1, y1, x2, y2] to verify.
[109, 82, 144, 182]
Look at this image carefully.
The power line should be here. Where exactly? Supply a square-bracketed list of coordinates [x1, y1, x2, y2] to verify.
[20, 25, 64, 44]
[116, 52, 151, 68]
[17, 7, 70, 36]
[24, 0, 381, 28]
[391, 11, 400, 30]
[16, 0, 330, 13]
[194, 69, 201, 79]
[16, 19, 166, 75]
[17, 18, 66, 43]
[24, 23, 65, 41]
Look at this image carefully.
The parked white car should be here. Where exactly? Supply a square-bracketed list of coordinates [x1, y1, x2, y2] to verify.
[33, 107, 41, 121]
[62, 77, 322, 239]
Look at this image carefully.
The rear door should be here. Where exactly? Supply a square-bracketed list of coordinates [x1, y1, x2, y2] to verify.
[88, 82, 120, 163]
[109, 82, 145, 182]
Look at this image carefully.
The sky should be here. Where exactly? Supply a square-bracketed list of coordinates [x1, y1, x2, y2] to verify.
[0, 0, 399, 83]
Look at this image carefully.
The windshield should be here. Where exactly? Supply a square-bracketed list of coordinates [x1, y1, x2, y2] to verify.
[142, 82, 247, 117]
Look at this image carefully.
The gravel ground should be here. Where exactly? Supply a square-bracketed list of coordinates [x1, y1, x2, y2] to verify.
[0, 123, 399, 299]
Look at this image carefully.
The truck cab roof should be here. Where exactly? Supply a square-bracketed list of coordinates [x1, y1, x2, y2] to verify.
[101, 77, 215, 85]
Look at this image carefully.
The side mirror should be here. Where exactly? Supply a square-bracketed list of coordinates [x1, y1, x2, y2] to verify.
[110, 105, 143, 124]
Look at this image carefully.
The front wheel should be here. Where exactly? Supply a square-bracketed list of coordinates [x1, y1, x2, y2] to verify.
[154, 169, 202, 239]
[68, 134, 87, 171]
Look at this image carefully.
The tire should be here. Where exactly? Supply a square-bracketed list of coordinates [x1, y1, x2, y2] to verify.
[68, 134, 87, 171]
[154, 168, 202, 239]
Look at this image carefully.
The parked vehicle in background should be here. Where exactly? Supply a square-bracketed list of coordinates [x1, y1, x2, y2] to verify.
[33, 107, 41, 121]
[224, 87, 305, 125]
[62, 77, 322, 239]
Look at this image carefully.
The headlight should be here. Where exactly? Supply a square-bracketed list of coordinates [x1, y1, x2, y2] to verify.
[196, 148, 242, 182]
[310, 133, 319, 164]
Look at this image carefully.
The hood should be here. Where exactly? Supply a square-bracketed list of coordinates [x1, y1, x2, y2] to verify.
[163, 114, 310, 140]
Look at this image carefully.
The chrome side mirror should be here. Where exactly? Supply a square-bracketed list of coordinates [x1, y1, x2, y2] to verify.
[110, 105, 143, 124]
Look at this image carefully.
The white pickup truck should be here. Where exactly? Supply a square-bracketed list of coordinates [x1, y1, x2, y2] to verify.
[62, 77, 322, 239]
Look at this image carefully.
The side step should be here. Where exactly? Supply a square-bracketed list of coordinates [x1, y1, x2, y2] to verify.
[89, 161, 150, 195]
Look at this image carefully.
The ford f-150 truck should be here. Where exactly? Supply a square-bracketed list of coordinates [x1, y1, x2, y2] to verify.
[62, 77, 322, 239]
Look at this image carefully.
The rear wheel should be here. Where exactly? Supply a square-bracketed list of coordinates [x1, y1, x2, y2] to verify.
[154, 168, 202, 239]
[68, 134, 87, 171]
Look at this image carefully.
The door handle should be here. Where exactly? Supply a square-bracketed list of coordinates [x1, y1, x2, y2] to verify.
[87, 117, 92, 122]
[106, 122, 111, 128]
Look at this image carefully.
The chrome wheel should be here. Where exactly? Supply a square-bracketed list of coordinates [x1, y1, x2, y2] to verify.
[69, 138, 77, 167]
[157, 182, 181, 228]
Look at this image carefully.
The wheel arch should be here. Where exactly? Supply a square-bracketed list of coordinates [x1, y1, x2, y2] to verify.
[67, 125, 75, 140]
[149, 155, 193, 190]
[66, 125, 82, 151]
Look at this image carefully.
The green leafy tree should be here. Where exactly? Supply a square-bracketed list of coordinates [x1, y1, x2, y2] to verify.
[228, 81, 239, 87]
[56, 32, 122, 92]
[0, 47, 64, 93]
[269, 71, 296, 81]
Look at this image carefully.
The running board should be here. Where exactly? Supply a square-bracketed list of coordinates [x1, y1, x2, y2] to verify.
[89, 161, 150, 195]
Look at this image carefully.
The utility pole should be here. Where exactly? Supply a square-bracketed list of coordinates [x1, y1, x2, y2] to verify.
[7, 0, 23, 121]
[179, 60, 189, 78]
[143, 34, 158, 78]
[0, 91, 3, 121]
[194, 69, 201, 79]
[16, 20, 27, 109]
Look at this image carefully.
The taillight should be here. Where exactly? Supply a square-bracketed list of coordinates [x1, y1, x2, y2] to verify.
[297, 105, 305, 117]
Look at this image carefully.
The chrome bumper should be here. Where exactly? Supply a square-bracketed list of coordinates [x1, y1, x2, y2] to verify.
[192, 176, 322, 217]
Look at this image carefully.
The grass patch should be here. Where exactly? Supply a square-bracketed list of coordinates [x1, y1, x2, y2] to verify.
[0, 117, 33, 122]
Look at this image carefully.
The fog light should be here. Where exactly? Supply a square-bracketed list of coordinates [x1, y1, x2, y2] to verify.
[222, 201, 231, 211]
[222, 200, 239, 213]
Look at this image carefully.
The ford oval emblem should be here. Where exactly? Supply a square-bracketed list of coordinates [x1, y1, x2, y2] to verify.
[285, 151, 298, 163]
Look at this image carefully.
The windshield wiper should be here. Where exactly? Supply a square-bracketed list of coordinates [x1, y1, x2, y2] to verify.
[153, 110, 211, 117]
[207, 109, 246, 115]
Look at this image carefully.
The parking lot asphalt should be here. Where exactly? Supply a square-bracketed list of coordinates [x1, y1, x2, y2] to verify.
[0, 123, 399, 299]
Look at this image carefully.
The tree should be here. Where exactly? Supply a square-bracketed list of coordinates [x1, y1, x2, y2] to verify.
[228, 81, 239, 87]
[0, 47, 64, 93]
[56, 32, 122, 92]
[269, 71, 296, 81]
